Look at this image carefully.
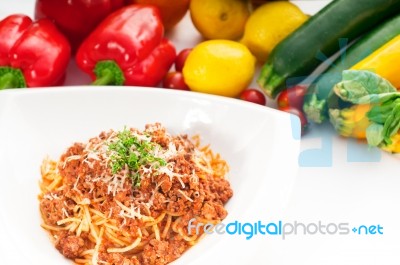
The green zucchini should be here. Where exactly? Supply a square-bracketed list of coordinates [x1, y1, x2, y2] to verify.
[257, 0, 400, 99]
[304, 13, 400, 123]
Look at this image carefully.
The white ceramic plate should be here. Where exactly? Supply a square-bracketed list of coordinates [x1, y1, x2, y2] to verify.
[0, 86, 300, 264]
[3, 1, 400, 265]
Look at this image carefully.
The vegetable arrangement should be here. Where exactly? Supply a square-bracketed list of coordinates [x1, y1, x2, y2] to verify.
[304, 13, 400, 124]
[0, 0, 274, 102]
[257, 0, 400, 98]
[2, 0, 400, 153]
[254, 0, 400, 154]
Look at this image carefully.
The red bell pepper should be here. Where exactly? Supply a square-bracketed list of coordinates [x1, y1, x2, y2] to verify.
[0, 14, 32, 66]
[76, 5, 176, 87]
[0, 14, 71, 89]
[35, 0, 125, 53]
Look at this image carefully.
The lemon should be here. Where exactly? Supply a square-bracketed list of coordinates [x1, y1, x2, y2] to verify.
[241, 2, 308, 62]
[190, 0, 250, 40]
[183, 40, 256, 97]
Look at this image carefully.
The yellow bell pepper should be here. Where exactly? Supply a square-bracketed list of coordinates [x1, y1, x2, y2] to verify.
[351, 34, 400, 89]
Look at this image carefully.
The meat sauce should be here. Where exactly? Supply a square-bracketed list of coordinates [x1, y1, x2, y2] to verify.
[39, 123, 233, 265]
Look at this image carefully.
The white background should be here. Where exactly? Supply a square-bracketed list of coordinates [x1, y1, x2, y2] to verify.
[1, 1, 400, 264]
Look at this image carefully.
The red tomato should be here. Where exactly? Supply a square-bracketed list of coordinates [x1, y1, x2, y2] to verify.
[175, 48, 192, 72]
[280, 106, 308, 136]
[277, 85, 308, 111]
[163, 72, 190, 90]
[239, 88, 266, 105]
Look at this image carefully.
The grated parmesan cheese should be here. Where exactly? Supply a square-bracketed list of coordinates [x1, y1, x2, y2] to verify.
[60, 124, 218, 221]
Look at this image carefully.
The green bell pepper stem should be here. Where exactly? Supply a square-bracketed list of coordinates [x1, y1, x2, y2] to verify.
[0, 67, 26, 89]
[92, 60, 125, 86]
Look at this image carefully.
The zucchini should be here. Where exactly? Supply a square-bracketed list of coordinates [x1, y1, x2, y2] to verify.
[351, 35, 400, 88]
[304, 13, 400, 123]
[257, 0, 400, 99]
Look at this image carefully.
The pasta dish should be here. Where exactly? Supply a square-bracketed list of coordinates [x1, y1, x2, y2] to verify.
[38, 123, 233, 265]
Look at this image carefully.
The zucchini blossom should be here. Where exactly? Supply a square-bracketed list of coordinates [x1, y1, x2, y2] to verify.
[328, 70, 400, 153]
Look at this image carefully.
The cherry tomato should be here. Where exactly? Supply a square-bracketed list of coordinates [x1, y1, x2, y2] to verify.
[280, 106, 308, 136]
[163, 72, 190, 90]
[175, 48, 192, 72]
[277, 85, 308, 111]
[239, 88, 266, 105]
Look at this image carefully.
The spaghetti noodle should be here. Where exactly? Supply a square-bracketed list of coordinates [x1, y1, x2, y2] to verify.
[39, 123, 233, 265]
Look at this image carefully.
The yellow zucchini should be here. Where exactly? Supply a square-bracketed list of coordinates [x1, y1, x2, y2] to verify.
[351, 34, 400, 88]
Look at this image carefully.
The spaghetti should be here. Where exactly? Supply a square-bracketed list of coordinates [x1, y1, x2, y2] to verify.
[39, 123, 233, 265]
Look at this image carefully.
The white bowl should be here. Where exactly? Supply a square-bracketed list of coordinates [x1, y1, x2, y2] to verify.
[0, 86, 300, 264]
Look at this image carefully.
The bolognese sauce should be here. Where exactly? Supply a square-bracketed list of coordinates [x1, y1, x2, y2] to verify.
[39, 123, 233, 265]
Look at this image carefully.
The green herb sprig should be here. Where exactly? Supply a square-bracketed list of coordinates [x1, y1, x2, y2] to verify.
[108, 128, 166, 187]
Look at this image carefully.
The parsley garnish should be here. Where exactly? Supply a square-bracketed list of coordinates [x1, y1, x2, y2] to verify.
[108, 128, 166, 187]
